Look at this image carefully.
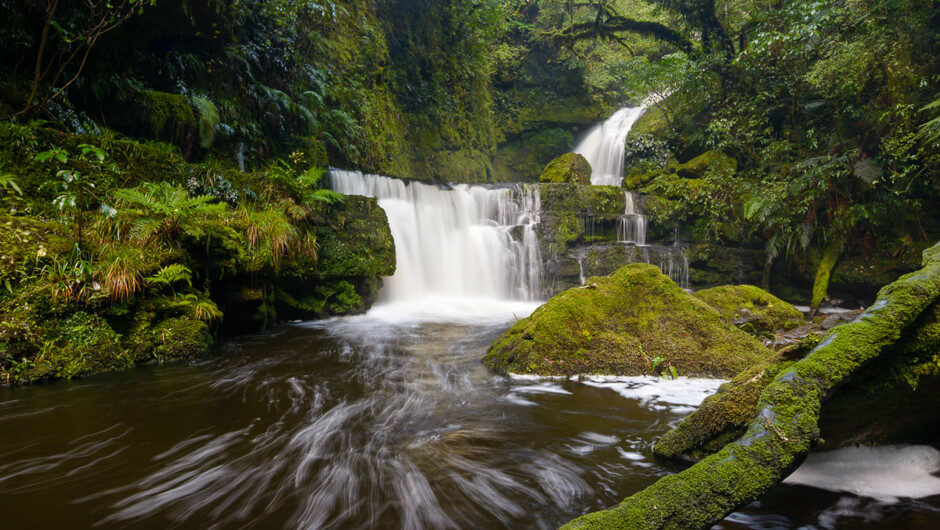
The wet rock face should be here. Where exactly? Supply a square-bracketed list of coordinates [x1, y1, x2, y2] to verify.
[484, 264, 772, 378]
[686, 244, 764, 288]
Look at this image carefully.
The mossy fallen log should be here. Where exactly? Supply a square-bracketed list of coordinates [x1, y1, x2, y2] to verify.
[653, 335, 821, 461]
[562, 242, 940, 529]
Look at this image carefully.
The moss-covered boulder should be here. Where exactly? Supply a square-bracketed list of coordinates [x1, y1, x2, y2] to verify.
[150, 318, 212, 359]
[484, 264, 772, 378]
[694, 284, 805, 336]
[539, 153, 592, 184]
[562, 243, 940, 530]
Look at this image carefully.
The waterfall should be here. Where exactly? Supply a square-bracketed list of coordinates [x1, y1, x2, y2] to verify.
[574, 107, 645, 186]
[617, 192, 647, 246]
[660, 250, 690, 291]
[328, 170, 543, 303]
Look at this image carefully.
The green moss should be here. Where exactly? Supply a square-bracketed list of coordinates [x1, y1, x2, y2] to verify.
[136, 90, 198, 150]
[654, 334, 821, 460]
[535, 182, 627, 254]
[1, 305, 128, 384]
[150, 318, 212, 359]
[674, 151, 737, 179]
[815, 302, 940, 448]
[538, 152, 592, 184]
[484, 264, 772, 378]
[628, 106, 668, 138]
[686, 244, 765, 289]
[276, 280, 365, 317]
[492, 127, 575, 180]
[811, 239, 844, 312]
[308, 196, 396, 279]
[538, 182, 625, 216]
[694, 284, 805, 336]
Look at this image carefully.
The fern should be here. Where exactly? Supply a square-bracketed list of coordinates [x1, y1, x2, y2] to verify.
[113, 182, 229, 245]
[147, 263, 193, 291]
[0, 174, 22, 196]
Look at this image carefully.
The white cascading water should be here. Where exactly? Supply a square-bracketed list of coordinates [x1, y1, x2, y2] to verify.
[574, 106, 645, 187]
[617, 192, 647, 246]
[574, 108, 650, 248]
[328, 170, 543, 311]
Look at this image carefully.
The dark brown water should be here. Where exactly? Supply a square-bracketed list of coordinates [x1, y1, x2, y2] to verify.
[1, 312, 938, 529]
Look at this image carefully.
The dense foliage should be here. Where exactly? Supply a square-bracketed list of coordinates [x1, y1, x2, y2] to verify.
[553, 0, 940, 300]
[0, 0, 635, 182]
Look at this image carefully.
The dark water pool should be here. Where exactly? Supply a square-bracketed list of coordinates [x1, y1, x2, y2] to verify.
[1, 313, 938, 529]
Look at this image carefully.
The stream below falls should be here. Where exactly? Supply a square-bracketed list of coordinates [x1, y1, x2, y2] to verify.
[2, 304, 939, 529]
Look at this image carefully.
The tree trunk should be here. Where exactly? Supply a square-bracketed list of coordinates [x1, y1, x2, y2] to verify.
[810, 239, 843, 315]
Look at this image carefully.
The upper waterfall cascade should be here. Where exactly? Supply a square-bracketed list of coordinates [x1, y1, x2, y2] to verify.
[574, 106, 646, 187]
[328, 170, 543, 303]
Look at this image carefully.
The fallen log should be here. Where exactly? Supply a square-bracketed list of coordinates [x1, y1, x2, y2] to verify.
[562, 243, 940, 529]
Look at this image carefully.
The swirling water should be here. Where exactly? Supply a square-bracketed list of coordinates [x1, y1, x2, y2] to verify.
[1, 313, 703, 529]
[2, 312, 939, 529]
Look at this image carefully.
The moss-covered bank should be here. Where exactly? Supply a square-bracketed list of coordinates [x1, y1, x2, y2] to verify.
[0, 123, 395, 386]
[484, 264, 771, 378]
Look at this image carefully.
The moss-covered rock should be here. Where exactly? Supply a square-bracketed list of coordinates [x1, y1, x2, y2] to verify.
[694, 285, 805, 336]
[687, 244, 764, 288]
[0, 302, 130, 384]
[308, 195, 396, 279]
[815, 301, 940, 448]
[492, 127, 574, 181]
[674, 150, 737, 179]
[653, 334, 822, 461]
[150, 318, 212, 359]
[538, 152, 592, 184]
[627, 106, 668, 139]
[132, 91, 199, 157]
[534, 182, 626, 259]
[484, 264, 772, 378]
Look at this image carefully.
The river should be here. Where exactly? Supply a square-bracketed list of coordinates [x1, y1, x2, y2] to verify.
[2, 307, 938, 528]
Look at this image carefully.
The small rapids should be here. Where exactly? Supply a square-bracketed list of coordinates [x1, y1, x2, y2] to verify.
[3, 314, 937, 529]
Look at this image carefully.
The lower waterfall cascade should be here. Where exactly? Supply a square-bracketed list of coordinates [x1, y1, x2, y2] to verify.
[328, 169, 544, 302]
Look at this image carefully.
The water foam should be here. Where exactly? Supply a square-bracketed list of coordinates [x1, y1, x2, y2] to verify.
[784, 445, 940, 502]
